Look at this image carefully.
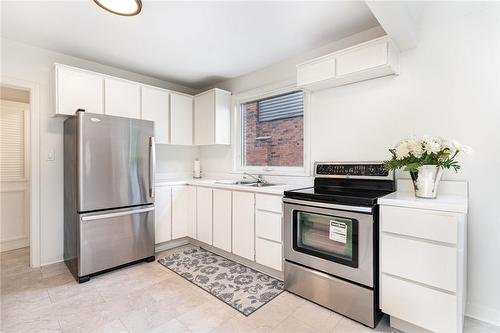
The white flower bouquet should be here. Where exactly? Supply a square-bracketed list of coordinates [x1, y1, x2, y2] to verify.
[384, 136, 472, 172]
[384, 136, 472, 198]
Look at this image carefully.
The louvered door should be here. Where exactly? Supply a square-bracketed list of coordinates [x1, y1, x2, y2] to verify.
[0, 100, 29, 252]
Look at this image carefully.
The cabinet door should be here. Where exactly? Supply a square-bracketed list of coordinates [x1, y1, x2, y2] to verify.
[196, 187, 213, 244]
[170, 92, 193, 145]
[336, 39, 388, 76]
[155, 186, 172, 244]
[171, 185, 196, 239]
[214, 90, 231, 145]
[256, 238, 283, 271]
[232, 191, 255, 260]
[297, 56, 335, 87]
[141, 86, 170, 144]
[213, 189, 232, 252]
[194, 91, 215, 145]
[104, 78, 141, 119]
[56, 66, 103, 115]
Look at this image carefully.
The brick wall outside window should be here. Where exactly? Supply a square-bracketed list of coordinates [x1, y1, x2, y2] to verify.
[243, 101, 303, 167]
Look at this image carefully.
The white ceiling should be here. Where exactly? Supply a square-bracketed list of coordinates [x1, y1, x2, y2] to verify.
[1, 1, 379, 89]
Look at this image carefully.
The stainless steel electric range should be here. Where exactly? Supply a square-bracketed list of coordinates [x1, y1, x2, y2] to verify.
[283, 162, 395, 328]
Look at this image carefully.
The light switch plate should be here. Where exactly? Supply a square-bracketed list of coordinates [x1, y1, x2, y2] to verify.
[47, 149, 55, 161]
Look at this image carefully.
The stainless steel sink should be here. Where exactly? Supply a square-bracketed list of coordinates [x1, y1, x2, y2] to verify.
[248, 183, 282, 187]
[214, 181, 281, 187]
[214, 180, 257, 185]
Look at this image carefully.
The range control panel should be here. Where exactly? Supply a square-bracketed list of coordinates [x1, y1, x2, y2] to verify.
[315, 163, 389, 177]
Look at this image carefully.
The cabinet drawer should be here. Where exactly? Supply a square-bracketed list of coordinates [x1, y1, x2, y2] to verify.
[381, 274, 457, 333]
[381, 206, 458, 244]
[256, 238, 283, 271]
[336, 40, 388, 76]
[256, 210, 281, 243]
[381, 233, 456, 292]
[255, 194, 282, 213]
[297, 56, 335, 86]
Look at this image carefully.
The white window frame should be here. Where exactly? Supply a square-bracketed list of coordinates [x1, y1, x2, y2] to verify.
[232, 84, 311, 176]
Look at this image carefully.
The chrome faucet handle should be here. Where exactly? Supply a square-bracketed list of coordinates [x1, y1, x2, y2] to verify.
[243, 172, 267, 183]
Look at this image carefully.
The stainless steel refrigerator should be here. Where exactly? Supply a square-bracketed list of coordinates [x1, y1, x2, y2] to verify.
[64, 111, 155, 283]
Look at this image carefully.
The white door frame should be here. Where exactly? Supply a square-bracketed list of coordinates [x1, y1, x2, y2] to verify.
[1, 76, 41, 267]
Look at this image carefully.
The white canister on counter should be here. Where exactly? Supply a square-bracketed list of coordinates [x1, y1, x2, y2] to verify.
[193, 159, 201, 178]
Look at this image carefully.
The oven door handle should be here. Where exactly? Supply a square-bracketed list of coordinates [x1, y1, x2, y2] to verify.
[283, 198, 373, 213]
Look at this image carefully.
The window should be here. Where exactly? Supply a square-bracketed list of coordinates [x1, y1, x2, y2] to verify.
[237, 90, 305, 172]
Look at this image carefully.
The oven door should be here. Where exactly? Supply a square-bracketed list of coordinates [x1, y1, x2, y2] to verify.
[283, 198, 375, 287]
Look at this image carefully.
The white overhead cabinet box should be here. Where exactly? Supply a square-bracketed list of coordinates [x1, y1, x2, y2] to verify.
[297, 36, 399, 90]
[104, 77, 141, 119]
[54, 64, 103, 116]
[194, 88, 231, 145]
[170, 92, 193, 145]
[141, 86, 170, 144]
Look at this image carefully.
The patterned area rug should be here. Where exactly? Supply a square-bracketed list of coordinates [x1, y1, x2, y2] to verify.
[158, 247, 285, 316]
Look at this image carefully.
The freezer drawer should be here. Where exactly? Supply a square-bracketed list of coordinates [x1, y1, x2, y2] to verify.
[79, 206, 155, 276]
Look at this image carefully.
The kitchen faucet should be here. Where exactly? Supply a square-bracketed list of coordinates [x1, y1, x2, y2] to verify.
[243, 172, 267, 184]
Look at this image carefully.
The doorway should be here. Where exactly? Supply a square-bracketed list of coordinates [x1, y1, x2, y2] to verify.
[0, 86, 30, 256]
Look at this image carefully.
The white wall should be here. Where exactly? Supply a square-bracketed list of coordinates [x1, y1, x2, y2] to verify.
[200, 3, 500, 325]
[0, 38, 198, 265]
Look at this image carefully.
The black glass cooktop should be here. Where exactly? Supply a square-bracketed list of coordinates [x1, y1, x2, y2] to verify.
[284, 186, 393, 207]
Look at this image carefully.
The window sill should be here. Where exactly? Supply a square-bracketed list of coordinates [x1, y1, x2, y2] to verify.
[230, 168, 311, 178]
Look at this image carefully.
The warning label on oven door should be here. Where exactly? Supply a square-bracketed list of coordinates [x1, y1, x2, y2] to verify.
[329, 220, 347, 243]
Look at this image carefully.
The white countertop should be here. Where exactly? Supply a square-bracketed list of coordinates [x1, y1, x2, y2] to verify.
[155, 178, 306, 195]
[378, 191, 468, 213]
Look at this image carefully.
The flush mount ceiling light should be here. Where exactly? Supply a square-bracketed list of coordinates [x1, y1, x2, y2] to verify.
[94, 0, 142, 16]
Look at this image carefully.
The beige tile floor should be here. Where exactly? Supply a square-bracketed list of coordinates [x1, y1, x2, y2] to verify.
[1, 247, 499, 333]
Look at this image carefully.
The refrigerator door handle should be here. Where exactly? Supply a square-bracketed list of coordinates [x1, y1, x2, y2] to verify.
[81, 207, 155, 221]
[149, 136, 156, 198]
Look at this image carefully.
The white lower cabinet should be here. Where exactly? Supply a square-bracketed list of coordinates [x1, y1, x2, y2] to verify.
[255, 238, 282, 271]
[255, 194, 283, 271]
[232, 191, 255, 261]
[379, 203, 467, 333]
[155, 184, 284, 272]
[196, 187, 213, 244]
[171, 185, 195, 239]
[154, 185, 172, 244]
[213, 189, 232, 252]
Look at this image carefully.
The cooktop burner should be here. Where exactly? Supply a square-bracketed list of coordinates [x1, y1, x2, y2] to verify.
[284, 162, 396, 207]
[284, 186, 393, 207]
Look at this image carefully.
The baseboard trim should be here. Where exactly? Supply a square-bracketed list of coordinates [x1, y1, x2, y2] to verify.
[0, 237, 29, 252]
[155, 238, 191, 253]
[466, 302, 500, 327]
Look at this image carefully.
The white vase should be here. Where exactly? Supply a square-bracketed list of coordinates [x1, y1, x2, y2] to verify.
[410, 165, 444, 199]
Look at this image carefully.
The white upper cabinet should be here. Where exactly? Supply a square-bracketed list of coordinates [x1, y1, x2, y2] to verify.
[297, 36, 399, 91]
[194, 89, 231, 145]
[170, 92, 193, 145]
[141, 86, 170, 144]
[54, 64, 103, 116]
[104, 78, 141, 119]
